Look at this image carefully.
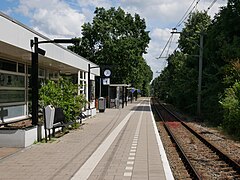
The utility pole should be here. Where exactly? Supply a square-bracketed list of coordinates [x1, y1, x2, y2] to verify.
[197, 33, 203, 116]
[171, 28, 203, 117]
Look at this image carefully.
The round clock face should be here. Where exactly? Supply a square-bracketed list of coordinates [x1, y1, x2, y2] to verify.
[104, 69, 111, 77]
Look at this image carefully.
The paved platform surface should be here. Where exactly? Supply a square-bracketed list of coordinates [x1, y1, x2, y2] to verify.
[0, 98, 173, 180]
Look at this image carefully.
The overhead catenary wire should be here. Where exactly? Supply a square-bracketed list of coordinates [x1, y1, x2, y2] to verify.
[206, 0, 218, 13]
[175, 0, 201, 28]
[156, 33, 173, 59]
[166, 34, 173, 57]
[174, 0, 197, 28]
[157, 0, 201, 60]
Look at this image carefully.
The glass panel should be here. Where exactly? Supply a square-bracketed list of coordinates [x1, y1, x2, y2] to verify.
[39, 68, 45, 77]
[0, 73, 25, 87]
[18, 63, 25, 73]
[28, 76, 32, 88]
[28, 66, 31, 75]
[49, 72, 53, 79]
[0, 90, 25, 103]
[90, 80, 95, 101]
[79, 71, 83, 79]
[0, 59, 16, 72]
[2, 105, 24, 119]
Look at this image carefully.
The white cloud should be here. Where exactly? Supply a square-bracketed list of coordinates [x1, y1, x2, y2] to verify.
[15, 0, 85, 38]
[76, 0, 111, 9]
[151, 28, 172, 42]
[8, 0, 227, 80]
[121, 0, 227, 80]
[144, 27, 179, 79]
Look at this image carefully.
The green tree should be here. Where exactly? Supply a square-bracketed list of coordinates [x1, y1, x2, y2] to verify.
[39, 77, 87, 122]
[203, 0, 240, 124]
[69, 7, 152, 91]
[152, 1, 240, 132]
[152, 11, 211, 115]
[179, 11, 211, 55]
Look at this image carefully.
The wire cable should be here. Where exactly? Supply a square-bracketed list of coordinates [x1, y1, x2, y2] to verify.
[157, 0, 201, 60]
[156, 33, 173, 59]
[206, 0, 218, 13]
[166, 34, 173, 57]
[174, 0, 197, 28]
[176, 0, 201, 28]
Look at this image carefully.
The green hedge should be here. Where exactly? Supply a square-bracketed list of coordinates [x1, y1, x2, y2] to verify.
[220, 81, 240, 139]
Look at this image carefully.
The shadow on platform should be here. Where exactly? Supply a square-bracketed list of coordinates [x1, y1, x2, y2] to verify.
[131, 106, 151, 112]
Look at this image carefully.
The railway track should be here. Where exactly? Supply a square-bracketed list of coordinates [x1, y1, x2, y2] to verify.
[152, 98, 240, 180]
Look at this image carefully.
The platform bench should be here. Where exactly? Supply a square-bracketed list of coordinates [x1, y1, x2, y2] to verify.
[44, 107, 74, 142]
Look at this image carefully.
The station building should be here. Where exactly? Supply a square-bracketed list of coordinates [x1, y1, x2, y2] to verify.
[0, 12, 100, 123]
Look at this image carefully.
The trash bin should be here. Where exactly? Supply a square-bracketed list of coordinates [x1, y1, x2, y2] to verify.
[45, 105, 55, 129]
[98, 97, 106, 112]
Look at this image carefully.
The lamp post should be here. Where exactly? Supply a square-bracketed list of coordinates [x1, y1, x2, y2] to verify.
[30, 37, 79, 126]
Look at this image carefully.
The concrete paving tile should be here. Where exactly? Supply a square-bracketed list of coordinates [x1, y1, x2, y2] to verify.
[0, 98, 170, 180]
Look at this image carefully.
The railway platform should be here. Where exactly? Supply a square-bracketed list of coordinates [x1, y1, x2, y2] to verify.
[0, 98, 173, 180]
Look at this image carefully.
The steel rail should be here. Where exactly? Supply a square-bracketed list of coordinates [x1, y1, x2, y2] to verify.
[152, 98, 202, 179]
[159, 100, 240, 175]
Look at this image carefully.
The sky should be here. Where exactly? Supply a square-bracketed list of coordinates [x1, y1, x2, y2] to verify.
[0, 0, 228, 80]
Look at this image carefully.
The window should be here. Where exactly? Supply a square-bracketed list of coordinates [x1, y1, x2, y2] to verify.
[0, 59, 16, 72]
[0, 73, 25, 87]
[0, 90, 25, 103]
[0, 59, 26, 120]
[18, 63, 25, 73]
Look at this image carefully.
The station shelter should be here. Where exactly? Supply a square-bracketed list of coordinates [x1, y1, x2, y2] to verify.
[0, 12, 100, 124]
[108, 84, 131, 108]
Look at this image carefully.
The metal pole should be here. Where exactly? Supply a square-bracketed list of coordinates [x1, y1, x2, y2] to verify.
[32, 37, 39, 126]
[197, 33, 203, 116]
[88, 64, 91, 109]
[122, 86, 124, 108]
[125, 87, 127, 106]
[99, 77, 102, 97]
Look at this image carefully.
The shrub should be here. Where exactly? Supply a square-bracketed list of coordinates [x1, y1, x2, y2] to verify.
[39, 77, 87, 122]
[220, 81, 240, 139]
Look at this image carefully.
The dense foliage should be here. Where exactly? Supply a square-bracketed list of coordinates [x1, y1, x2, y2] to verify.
[69, 7, 152, 96]
[151, 1, 240, 139]
[220, 81, 240, 138]
[39, 77, 87, 122]
[152, 11, 211, 113]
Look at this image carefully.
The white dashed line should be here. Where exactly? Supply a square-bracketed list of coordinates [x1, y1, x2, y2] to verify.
[125, 166, 133, 170]
[123, 107, 144, 178]
[127, 161, 134, 165]
[128, 157, 135, 160]
[124, 172, 132, 176]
